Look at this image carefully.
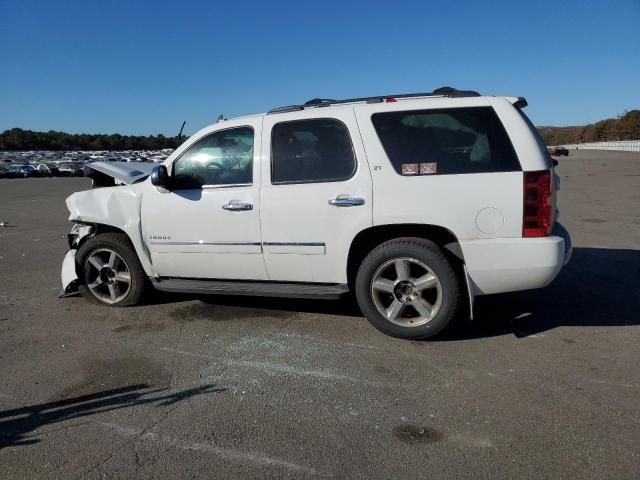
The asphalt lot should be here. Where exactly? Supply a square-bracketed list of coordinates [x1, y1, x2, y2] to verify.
[0, 149, 639, 479]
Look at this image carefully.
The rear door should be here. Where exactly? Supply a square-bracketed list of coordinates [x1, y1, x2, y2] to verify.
[259, 108, 373, 283]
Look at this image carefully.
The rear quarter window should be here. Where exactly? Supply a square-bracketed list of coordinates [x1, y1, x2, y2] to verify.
[371, 107, 521, 175]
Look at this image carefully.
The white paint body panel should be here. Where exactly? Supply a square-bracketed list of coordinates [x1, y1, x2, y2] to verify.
[461, 236, 567, 295]
[259, 108, 373, 282]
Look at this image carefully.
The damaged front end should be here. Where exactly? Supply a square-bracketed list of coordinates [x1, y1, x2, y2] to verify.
[60, 223, 94, 296]
[60, 161, 155, 297]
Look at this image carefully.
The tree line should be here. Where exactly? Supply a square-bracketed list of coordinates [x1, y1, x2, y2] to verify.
[538, 109, 640, 146]
[0, 128, 187, 151]
[2, 110, 639, 150]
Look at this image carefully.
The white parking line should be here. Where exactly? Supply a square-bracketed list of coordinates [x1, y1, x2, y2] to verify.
[98, 421, 330, 477]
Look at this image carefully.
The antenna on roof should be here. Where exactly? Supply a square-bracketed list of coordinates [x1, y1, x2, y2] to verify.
[216, 114, 225, 123]
[177, 121, 186, 147]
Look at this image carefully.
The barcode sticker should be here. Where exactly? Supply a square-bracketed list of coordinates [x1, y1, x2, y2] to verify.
[420, 162, 437, 175]
[401, 163, 419, 175]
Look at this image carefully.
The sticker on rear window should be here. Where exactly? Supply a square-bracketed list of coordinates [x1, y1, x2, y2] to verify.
[420, 162, 437, 175]
[401, 163, 419, 175]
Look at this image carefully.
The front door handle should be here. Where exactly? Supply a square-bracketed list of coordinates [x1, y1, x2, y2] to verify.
[222, 200, 253, 211]
[328, 195, 365, 207]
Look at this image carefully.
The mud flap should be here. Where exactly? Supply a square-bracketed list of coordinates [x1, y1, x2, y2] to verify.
[463, 264, 476, 320]
[60, 249, 79, 297]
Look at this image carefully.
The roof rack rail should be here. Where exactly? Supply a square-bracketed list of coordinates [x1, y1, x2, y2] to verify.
[268, 105, 305, 114]
[267, 86, 480, 114]
[304, 98, 336, 106]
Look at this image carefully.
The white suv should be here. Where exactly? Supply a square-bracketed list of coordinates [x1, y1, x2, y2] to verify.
[61, 87, 572, 339]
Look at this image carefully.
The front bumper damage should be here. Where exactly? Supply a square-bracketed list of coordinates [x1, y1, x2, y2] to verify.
[60, 223, 94, 296]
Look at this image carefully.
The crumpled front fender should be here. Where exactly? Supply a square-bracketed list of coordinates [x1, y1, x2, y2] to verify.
[65, 185, 154, 277]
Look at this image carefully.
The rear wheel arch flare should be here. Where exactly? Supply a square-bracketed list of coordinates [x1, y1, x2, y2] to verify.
[346, 224, 466, 288]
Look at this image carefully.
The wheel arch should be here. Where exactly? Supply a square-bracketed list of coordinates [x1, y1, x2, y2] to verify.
[346, 223, 474, 317]
[72, 221, 154, 277]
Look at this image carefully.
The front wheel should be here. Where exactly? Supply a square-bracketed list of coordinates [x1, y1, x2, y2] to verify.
[76, 233, 147, 306]
[355, 238, 462, 340]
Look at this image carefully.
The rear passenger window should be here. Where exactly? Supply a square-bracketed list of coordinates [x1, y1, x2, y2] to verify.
[371, 107, 520, 175]
[271, 119, 356, 184]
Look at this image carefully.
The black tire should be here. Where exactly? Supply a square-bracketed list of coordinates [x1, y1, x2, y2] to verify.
[355, 237, 462, 340]
[76, 232, 147, 307]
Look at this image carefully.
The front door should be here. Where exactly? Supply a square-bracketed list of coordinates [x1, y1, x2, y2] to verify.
[259, 109, 373, 283]
[141, 118, 267, 280]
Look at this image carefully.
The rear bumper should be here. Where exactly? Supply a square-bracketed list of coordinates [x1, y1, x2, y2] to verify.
[461, 223, 572, 295]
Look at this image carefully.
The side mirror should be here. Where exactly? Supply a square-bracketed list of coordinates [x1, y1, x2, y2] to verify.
[151, 165, 170, 191]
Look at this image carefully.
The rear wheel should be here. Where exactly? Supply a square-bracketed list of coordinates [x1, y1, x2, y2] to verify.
[355, 238, 462, 339]
[77, 233, 147, 306]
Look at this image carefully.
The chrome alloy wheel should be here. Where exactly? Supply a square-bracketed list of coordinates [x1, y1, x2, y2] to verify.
[84, 248, 132, 304]
[370, 257, 442, 327]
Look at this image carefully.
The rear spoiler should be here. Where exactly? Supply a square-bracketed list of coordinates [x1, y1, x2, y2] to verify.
[506, 96, 528, 109]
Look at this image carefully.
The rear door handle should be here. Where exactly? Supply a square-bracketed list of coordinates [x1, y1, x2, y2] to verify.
[329, 195, 365, 207]
[222, 200, 253, 211]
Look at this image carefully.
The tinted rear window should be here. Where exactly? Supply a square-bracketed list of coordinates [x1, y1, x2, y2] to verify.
[371, 107, 521, 175]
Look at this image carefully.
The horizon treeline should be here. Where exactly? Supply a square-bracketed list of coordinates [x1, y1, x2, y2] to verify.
[1, 110, 639, 150]
[538, 110, 640, 146]
[0, 128, 188, 151]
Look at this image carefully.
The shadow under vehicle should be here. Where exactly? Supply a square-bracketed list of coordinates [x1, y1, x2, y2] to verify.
[135, 246, 639, 341]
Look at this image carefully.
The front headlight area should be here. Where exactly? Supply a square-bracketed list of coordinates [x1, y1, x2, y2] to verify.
[67, 222, 94, 249]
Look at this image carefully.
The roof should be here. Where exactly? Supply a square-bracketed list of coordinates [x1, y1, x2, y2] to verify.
[266, 86, 481, 114]
[215, 88, 526, 126]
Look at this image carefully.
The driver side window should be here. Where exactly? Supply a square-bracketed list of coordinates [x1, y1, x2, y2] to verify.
[173, 126, 254, 189]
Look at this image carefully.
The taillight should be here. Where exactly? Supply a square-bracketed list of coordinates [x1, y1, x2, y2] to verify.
[523, 170, 552, 237]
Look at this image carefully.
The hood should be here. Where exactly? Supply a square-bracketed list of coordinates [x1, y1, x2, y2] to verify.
[85, 161, 155, 187]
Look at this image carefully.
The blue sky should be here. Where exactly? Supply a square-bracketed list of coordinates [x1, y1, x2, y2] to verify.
[1, 0, 638, 136]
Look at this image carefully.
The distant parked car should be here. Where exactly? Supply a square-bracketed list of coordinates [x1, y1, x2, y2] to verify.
[58, 162, 84, 177]
[36, 163, 62, 177]
[57, 164, 74, 177]
[16, 164, 42, 177]
[547, 146, 569, 156]
[5, 165, 29, 178]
